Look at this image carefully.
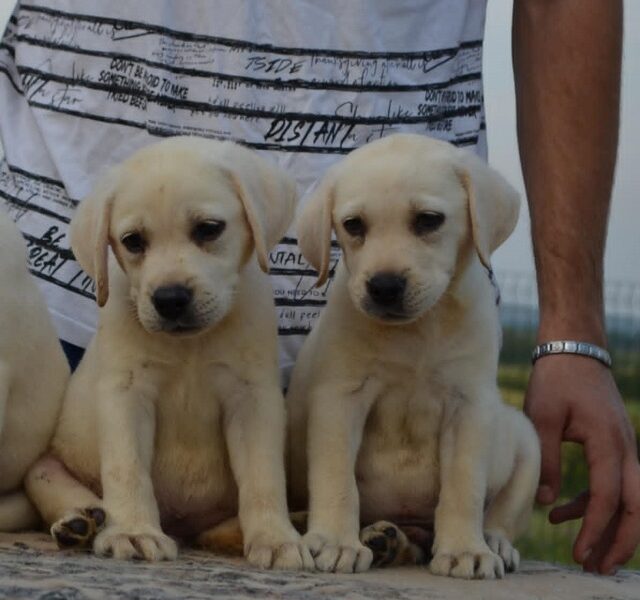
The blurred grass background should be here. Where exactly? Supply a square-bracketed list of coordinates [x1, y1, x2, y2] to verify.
[497, 275, 640, 568]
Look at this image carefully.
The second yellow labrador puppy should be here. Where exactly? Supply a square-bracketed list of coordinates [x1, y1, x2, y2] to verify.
[288, 134, 540, 578]
[26, 137, 313, 570]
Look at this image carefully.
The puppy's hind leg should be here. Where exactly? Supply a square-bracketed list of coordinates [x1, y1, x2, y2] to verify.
[360, 521, 430, 567]
[25, 454, 105, 550]
[484, 409, 541, 572]
[0, 491, 40, 532]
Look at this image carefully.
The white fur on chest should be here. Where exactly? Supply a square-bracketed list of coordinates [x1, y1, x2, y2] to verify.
[151, 363, 236, 520]
[355, 366, 450, 524]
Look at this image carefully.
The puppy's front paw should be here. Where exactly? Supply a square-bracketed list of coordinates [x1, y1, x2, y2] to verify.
[245, 528, 314, 571]
[51, 507, 106, 550]
[485, 531, 519, 573]
[94, 525, 177, 562]
[430, 544, 505, 580]
[304, 531, 373, 573]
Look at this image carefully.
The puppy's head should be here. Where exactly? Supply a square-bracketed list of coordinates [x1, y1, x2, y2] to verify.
[297, 134, 519, 324]
[71, 137, 296, 335]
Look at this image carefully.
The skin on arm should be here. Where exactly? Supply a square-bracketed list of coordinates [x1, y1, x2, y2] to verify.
[512, 0, 640, 574]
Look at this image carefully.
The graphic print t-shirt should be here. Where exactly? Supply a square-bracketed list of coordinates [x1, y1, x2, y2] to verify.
[0, 0, 488, 381]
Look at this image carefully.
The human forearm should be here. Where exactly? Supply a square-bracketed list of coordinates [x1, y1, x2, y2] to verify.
[512, 1, 640, 575]
[512, 0, 623, 346]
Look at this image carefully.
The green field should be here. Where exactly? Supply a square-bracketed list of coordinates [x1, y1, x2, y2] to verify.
[498, 328, 640, 569]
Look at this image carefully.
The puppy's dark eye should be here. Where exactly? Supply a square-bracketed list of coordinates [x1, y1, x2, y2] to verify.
[121, 232, 146, 254]
[413, 211, 445, 235]
[192, 220, 226, 243]
[343, 217, 366, 238]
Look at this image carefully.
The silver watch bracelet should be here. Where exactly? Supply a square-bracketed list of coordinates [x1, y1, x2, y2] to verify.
[531, 340, 612, 368]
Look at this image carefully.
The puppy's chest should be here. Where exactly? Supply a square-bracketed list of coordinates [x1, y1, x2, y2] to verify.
[152, 370, 234, 512]
[356, 378, 448, 522]
[360, 381, 445, 463]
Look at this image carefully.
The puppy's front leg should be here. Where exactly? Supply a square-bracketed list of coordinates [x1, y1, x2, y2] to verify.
[93, 372, 176, 561]
[223, 379, 313, 571]
[304, 383, 375, 573]
[430, 396, 504, 579]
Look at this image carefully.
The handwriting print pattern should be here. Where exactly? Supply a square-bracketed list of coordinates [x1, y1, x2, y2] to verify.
[0, 1, 488, 371]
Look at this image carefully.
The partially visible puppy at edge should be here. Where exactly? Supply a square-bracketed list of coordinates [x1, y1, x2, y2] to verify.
[287, 133, 541, 579]
[25, 137, 314, 570]
[0, 210, 70, 532]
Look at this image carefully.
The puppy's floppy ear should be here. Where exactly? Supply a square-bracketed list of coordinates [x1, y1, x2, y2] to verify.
[70, 169, 119, 307]
[222, 144, 297, 273]
[295, 171, 337, 287]
[455, 150, 520, 268]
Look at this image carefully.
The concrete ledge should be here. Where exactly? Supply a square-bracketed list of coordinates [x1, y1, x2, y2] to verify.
[1, 533, 638, 599]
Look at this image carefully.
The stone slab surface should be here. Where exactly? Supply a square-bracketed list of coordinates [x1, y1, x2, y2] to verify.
[0, 533, 638, 599]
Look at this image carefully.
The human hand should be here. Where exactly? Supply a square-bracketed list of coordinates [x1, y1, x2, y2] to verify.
[524, 355, 640, 574]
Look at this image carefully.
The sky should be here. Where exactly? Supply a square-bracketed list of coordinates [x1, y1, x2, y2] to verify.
[0, 0, 637, 283]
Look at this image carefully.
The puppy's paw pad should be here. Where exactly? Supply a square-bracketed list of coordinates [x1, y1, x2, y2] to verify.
[485, 531, 519, 572]
[360, 521, 406, 567]
[51, 507, 106, 550]
[430, 549, 505, 580]
[94, 526, 177, 562]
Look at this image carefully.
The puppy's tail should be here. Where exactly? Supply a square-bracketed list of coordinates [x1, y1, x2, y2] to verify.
[0, 490, 41, 532]
[196, 517, 244, 556]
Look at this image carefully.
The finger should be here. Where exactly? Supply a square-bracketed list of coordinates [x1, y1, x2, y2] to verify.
[548, 491, 589, 524]
[534, 418, 563, 505]
[598, 458, 640, 575]
[582, 512, 619, 573]
[573, 444, 622, 564]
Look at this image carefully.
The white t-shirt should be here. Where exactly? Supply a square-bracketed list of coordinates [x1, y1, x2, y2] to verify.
[0, 0, 488, 380]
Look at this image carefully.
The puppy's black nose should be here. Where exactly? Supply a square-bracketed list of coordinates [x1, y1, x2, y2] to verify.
[366, 273, 406, 307]
[152, 285, 193, 321]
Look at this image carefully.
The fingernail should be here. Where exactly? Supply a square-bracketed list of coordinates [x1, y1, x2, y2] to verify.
[581, 548, 592, 562]
[537, 486, 554, 504]
[606, 565, 621, 576]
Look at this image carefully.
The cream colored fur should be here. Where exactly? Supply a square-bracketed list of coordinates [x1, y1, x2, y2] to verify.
[25, 137, 312, 569]
[288, 134, 540, 578]
[0, 210, 70, 531]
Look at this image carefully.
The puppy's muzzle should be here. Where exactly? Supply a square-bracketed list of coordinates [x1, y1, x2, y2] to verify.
[152, 285, 193, 322]
[366, 273, 406, 310]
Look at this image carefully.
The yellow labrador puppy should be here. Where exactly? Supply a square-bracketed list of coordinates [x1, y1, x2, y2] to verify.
[288, 134, 540, 578]
[0, 210, 70, 531]
[26, 137, 313, 570]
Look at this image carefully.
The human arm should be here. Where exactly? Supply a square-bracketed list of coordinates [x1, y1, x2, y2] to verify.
[512, 0, 640, 573]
